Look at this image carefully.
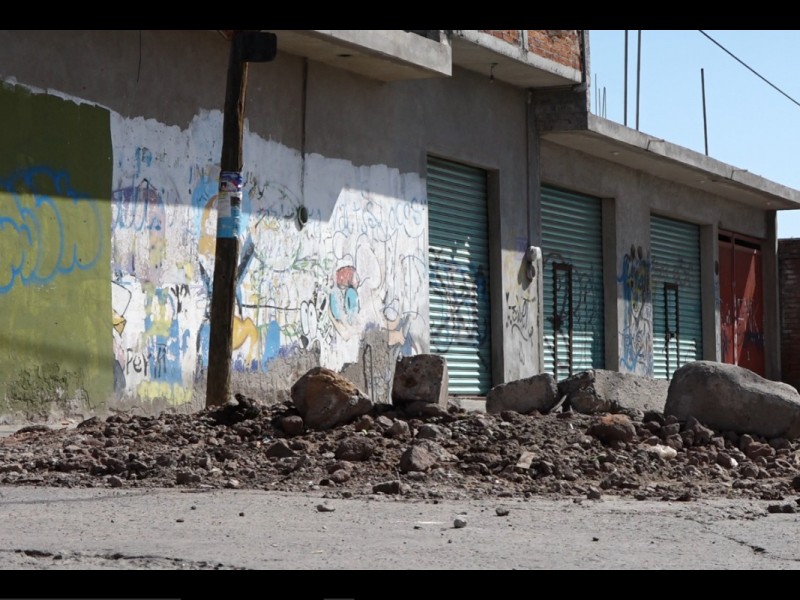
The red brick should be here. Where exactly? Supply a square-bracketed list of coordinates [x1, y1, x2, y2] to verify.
[480, 30, 583, 71]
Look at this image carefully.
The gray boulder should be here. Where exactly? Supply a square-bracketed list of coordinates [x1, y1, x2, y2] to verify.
[290, 367, 372, 430]
[485, 374, 558, 415]
[665, 361, 800, 440]
[558, 369, 670, 415]
[392, 355, 448, 408]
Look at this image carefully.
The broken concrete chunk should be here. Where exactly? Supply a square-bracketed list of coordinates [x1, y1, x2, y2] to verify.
[486, 374, 558, 415]
[392, 355, 448, 408]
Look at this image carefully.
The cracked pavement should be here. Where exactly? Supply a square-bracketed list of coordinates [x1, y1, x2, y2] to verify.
[3, 398, 800, 570]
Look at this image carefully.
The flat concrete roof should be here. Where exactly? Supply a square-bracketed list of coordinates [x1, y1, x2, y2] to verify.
[541, 114, 800, 211]
[451, 31, 582, 89]
[267, 30, 452, 81]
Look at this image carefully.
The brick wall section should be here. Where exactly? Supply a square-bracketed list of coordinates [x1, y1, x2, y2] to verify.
[779, 239, 800, 391]
[481, 30, 582, 71]
[528, 30, 582, 71]
[483, 30, 522, 45]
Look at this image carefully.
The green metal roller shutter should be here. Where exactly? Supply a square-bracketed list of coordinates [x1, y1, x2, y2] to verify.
[427, 157, 492, 395]
[651, 215, 703, 379]
[541, 186, 605, 381]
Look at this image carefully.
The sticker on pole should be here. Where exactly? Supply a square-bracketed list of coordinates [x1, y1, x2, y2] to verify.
[217, 171, 243, 238]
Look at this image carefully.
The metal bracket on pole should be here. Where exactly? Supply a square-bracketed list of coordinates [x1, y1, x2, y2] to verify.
[235, 31, 277, 63]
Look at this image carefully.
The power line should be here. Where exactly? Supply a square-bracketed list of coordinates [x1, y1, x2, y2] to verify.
[698, 30, 800, 109]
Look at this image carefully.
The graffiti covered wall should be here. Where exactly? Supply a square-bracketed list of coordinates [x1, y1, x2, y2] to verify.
[617, 244, 652, 376]
[0, 82, 112, 418]
[110, 110, 428, 408]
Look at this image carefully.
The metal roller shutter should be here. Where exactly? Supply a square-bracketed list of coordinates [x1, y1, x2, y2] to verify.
[651, 215, 703, 379]
[541, 186, 605, 381]
[427, 157, 492, 395]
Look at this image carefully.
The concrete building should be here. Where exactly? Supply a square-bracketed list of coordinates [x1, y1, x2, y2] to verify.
[0, 30, 797, 423]
[779, 238, 800, 391]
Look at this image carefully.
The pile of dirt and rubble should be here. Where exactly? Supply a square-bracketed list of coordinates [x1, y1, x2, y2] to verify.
[2, 393, 799, 505]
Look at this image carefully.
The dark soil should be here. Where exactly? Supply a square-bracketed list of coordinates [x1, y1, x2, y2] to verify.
[2, 395, 799, 504]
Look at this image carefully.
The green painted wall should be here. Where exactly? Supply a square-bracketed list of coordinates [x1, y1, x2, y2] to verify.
[0, 83, 112, 419]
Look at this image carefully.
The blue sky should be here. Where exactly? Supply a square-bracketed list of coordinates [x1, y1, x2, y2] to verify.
[588, 30, 800, 238]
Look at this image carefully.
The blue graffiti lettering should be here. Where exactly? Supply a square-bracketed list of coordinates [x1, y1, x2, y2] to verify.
[0, 166, 103, 294]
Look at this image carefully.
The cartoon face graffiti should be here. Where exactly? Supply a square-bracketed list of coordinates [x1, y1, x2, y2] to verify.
[329, 264, 360, 325]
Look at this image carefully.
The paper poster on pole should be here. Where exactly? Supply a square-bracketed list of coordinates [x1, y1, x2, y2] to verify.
[217, 171, 242, 238]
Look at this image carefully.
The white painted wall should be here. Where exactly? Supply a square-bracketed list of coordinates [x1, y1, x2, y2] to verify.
[110, 110, 428, 407]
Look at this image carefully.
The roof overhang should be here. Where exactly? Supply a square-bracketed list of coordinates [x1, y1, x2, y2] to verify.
[541, 114, 800, 210]
[265, 30, 452, 81]
[451, 30, 582, 88]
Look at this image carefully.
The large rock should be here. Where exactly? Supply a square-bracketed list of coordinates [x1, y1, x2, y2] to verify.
[558, 370, 670, 415]
[290, 367, 372, 430]
[392, 355, 448, 408]
[485, 374, 558, 415]
[665, 361, 800, 439]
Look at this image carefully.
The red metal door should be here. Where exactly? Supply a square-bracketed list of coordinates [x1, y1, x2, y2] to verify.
[719, 237, 735, 364]
[734, 244, 764, 374]
[718, 232, 765, 375]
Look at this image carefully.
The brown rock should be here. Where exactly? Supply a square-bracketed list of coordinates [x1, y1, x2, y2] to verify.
[372, 480, 403, 494]
[399, 445, 436, 473]
[665, 433, 684, 451]
[353, 415, 373, 432]
[176, 470, 201, 485]
[280, 415, 304, 436]
[716, 452, 738, 469]
[265, 440, 297, 458]
[329, 469, 351, 484]
[327, 461, 354, 474]
[416, 424, 447, 440]
[387, 420, 411, 439]
[587, 414, 636, 444]
[291, 367, 373, 430]
[375, 416, 394, 429]
[334, 437, 374, 461]
[745, 442, 775, 460]
[684, 416, 715, 445]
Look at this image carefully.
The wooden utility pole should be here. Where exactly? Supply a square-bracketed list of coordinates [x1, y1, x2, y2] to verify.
[206, 30, 276, 407]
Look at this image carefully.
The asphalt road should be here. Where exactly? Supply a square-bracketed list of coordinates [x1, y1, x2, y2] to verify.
[1, 485, 799, 572]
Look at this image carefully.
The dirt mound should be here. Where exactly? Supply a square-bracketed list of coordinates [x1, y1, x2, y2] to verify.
[2, 396, 799, 503]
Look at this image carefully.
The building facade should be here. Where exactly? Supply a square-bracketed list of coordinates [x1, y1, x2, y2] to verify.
[0, 30, 797, 422]
[779, 238, 800, 391]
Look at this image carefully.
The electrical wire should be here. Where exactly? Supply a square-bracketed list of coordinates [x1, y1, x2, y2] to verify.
[699, 30, 800, 109]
